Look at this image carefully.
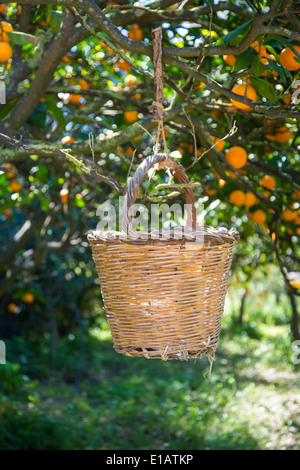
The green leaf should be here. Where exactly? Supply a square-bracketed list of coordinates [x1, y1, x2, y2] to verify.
[233, 47, 255, 72]
[252, 58, 265, 78]
[223, 20, 252, 46]
[49, 11, 62, 34]
[46, 99, 66, 129]
[7, 31, 39, 46]
[27, 102, 47, 129]
[0, 100, 18, 121]
[74, 195, 85, 208]
[250, 76, 278, 102]
[264, 45, 279, 60]
[266, 58, 287, 83]
[41, 197, 51, 212]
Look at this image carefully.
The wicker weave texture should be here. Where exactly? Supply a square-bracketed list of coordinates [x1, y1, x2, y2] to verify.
[90, 240, 234, 360]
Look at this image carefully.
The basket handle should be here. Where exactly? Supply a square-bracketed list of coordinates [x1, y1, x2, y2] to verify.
[122, 153, 197, 236]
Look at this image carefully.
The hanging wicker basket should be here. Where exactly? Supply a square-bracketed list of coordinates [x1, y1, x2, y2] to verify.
[88, 153, 239, 360]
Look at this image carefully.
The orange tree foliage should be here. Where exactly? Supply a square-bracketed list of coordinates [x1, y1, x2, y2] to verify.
[0, 0, 299, 338]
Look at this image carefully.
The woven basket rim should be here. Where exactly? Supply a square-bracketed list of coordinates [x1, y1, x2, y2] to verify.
[88, 224, 239, 246]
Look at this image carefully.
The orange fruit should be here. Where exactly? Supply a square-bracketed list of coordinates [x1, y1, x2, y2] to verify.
[125, 75, 137, 88]
[79, 79, 89, 90]
[68, 94, 82, 104]
[0, 42, 12, 61]
[230, 83, 257, 111]
[223, 55, 236, 66]
[294, 189, 300, 199]
[194, 82, 205, 90]
[24, 293, 34, 304]
[61, 55, 71, 64]
[8, 303, 17, 314]
[259, 175, 275, 190]
[225, 146, 247, 169]
[17, 5, 22, 15]
[265, 133, 277, 141]
[279, 46, 300, 71]
[250, 41, 267, 57]
[282, 92, 291, 104]
[9, 180, 22, 192]
[3, 162, 16, 178]
[4, 208, 13, 219]
[115, 59, 131, 72]
[210, 136, 224, 151]
[61, 136, 75, 145]
[60, 188, 69, 204]
[204, 187, 216, 197]
[0, 21, 13, 42]
[282, 208, 297, 221]
[124, 110, 138, 123]
[229, 190, 245, 206]
[244, 192, 256, 207]
[219, 178, 226, 188]
[0, 4, 7, 15]
[252, 209, 266, 224]
[294, 215, 300, 226]
[274, 125, 292, 143]
[128, 24, 143, 41]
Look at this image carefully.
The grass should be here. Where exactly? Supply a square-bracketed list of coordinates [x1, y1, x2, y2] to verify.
[0, 276, 299, 450]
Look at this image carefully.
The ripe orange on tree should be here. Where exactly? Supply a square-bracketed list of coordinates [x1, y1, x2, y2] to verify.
[260, 175, 276, 190]
[250, 41, 267, 57]
[279, 46, 300, 71]
[8, 303, 18, 314]
[68, 94, 82, 104]
[61, 55, 71, 64]
[79, 79, 89, 90]
[294, 189, 300, 199]
[61, 136, 75, 145]
[223, 55, 236, 66]
[230, 83, 257, 111]
[0, 21, 13, 42]
[124, 110, 138, 123]
[4, 209, 13, 219]
[9, 180, 22, 193]
[252, 209, 267, 224]
[194, 82, 205, 90]
[0, 4, 7, 15]
[244, 192, 257, 207]
[0, 42, 12, 61]
[282, 208, 297, 221]
[3, 162, 16, 178]
[128, 24, 143, 41]
[282, 93, 291, 104]
[60, 188, 69, 204]
[204, 187, 216, 197]
[229, 190, 245, 206]
[225, 146, 247, 169]
[274, 125, 292, 143]
[210, 136, 224, 151]
[125, 75, 138, 88]
[115, 59, 131, 72]
[24, 293, 34, 304]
